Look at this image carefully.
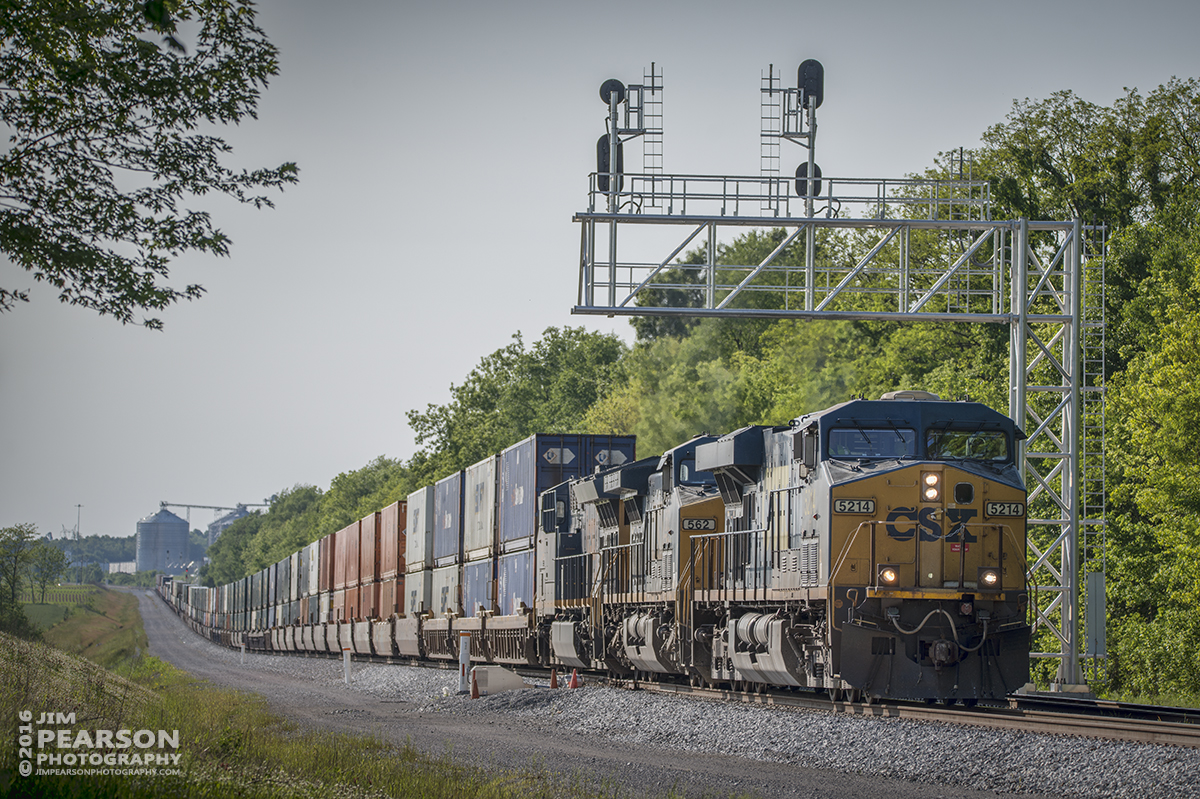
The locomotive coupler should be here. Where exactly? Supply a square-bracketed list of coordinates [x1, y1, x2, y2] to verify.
[930, 638, 959, 671]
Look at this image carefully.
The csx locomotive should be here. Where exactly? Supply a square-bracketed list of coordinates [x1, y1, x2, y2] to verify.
[161, 391, 1030, 703]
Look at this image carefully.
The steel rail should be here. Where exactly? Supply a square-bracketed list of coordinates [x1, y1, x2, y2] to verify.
[156, 592, 1200, 749]
[635, 681, 1200, 749]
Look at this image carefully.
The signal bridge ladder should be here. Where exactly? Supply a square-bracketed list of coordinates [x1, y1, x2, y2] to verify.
[1080, 227, 1107, 680]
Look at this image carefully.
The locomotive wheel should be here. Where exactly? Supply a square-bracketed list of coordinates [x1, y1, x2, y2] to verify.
[847, 688, 863, 703]
[827, 687, 843, 702]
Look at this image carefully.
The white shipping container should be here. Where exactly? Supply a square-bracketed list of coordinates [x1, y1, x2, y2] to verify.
[290, 551, 301, 601]
[405, 486, 436, 572]
[431, 564, 461, 617]
[407, 569, 433, 615]
[464, 455, 498, 560]
[306, 542, 320, 597]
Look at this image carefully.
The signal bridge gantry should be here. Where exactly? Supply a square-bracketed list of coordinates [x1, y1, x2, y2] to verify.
[572, 61, 1107, 689]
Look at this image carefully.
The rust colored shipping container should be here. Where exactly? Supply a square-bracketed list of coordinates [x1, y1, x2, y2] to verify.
[331, 588, 345, 623]
[333, 526, 347, 590]
[343, 585, 359, 622]
[378, 575, 405, 617]
[361, 511, 381, 585]
[379, 501, 408, 581]
[299, 596, 309, 624]
[345, 521, 361, 588]
[318, 534, 332, 593]
[359, 580, 379, 620]
[379, 579, 394, 619]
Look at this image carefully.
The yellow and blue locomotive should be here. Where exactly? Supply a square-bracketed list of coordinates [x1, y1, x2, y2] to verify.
[691, 390, 1030, 702]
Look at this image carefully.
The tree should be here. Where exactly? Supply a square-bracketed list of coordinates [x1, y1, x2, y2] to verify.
[0, 523, 37, 606]
[201, 510, 262, 587]
[406, 327, 628, 478]
[0, 1, 298, 328]
[28, 539, 68, 603]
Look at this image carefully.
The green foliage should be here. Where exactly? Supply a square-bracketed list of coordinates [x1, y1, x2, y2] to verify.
[29, 539, 68, 603]
[0, 523, 37, 612]
[407, 326, 627, 478]
[0, 0, 298, 327]
[201, 510, 263, 587]
[52, 532, 135, 565]
[1105, 254, 1200, 694]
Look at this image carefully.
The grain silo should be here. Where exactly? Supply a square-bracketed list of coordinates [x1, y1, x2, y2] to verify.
[136, 508, 189, 574]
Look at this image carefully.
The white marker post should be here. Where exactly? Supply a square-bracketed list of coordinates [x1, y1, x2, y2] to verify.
[343, 647, 351, 685]
[458, 631, 471, 694]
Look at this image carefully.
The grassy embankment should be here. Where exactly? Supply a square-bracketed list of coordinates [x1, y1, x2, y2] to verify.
[2, 589, 720, 799]
[23, 585, 148, 669]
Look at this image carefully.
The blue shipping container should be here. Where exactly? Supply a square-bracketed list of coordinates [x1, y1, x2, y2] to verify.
[462, 559, 494, 616]
[433, 471, 464, 566]
[497, 549, 535, 616]
[499, 434, 636, 553]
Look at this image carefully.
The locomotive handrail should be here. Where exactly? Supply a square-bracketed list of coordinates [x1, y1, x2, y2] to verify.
[689, 526, 773, 603]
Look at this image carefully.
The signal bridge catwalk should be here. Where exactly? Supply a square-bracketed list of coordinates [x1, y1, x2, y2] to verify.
[571, 61, 1106, 688]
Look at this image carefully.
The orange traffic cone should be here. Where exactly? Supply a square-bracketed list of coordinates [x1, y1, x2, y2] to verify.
[550, 669, 559, 689]
[470, 667, 480, 699]
[568, 669, 581, 689]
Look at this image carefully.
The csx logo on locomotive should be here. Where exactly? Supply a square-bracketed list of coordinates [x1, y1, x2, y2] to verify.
[885, 506, 978, 543]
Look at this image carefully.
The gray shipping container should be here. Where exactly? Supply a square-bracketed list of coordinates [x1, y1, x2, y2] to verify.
[499, 434, 636, 553]
[279, 557, 291, 603]
[407, 569, 433, 615]
[405, 486, 436, 573]
[289, 552, 301, 602]
[433, 471, 464, 566]
[306, 542, 320, 597]
[464, 455, 499, 561]
[431, 564, 461, 616]
[299, 546, 311, 597]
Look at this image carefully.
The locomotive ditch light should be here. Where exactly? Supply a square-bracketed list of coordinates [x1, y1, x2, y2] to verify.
[921, 472, 941, 502]
[978, 567, 1001, 591]
[878, 565, 899, 586]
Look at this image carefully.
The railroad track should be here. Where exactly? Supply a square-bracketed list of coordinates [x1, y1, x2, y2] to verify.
[632, 680, 1200, 749]
[159, 594, 1200, 749]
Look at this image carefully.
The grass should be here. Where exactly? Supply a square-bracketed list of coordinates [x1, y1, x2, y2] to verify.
[1097, 689, 1200, 709]
[22, 602, 72, 630]
[37, 587, 148, 670]
[3, 594, 753, 799]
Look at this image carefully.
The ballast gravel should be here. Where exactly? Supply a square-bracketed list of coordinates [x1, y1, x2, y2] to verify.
[356, 658, 1195, 799]
[141, 598, 1196, 799]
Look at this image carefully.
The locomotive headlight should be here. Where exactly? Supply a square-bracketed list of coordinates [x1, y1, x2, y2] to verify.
[978, 567, 1001, 590]
[878, 565, 899, 586]
[921, 472, 941, 502]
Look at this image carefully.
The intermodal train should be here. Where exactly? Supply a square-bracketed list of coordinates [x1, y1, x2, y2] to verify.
[158, 391, 1031, 703]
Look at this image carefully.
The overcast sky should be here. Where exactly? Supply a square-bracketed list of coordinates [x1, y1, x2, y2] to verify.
[4, 0, 1199, 541]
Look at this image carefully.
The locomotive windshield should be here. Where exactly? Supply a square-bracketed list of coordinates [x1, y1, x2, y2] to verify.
[926, 429, 1009, 462]
[827, 428, 916, 459]
[677, 457, 716, 486]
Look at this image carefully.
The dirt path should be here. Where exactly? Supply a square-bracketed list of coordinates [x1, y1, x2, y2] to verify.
[134, 589, 1061, 799]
